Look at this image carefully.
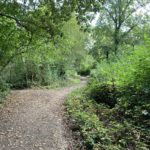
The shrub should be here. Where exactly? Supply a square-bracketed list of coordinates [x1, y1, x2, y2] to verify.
[89, 45, 150, 126]
[65, 89, 150, 150]
[0, 77, 9, 103]
[65, 44, 150, 150]
[78, 55, 95, 76]
[86, 83, 120, 108]
[65, 89, 112, 149]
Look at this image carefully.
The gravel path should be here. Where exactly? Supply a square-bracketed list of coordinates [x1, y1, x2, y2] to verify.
[0, 83, 85, 150]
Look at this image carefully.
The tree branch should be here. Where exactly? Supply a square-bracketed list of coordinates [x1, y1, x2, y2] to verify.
[0, 12, 29, 31]
[0, 32, 33, 72]
[121, 24, 137, 39]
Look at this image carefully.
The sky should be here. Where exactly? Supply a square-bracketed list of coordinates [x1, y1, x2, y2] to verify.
[136, 3, 150, 15]
[91, 2, 150, 26]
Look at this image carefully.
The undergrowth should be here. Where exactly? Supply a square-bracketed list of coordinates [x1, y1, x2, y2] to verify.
[65, 45, 150, 150]
[0, 77, 9, 104]
[65, 88, 149, 150]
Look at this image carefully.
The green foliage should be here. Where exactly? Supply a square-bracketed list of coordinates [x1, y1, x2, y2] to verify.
[0, 77, 9, 103]
[0, 0, 83, 73]
[1, 1, 150, 149]
[66, 88, 149, 150]
[65, 89, 112, 150]
[86, 83, 119, 108]
[78, 55, 95, 76]
[91, 45, 150, 88]
[65, 36, 150, 149]
[90, 0, 149, 59]
[90, 42, 150, 126]
[0, 17, 88, 89]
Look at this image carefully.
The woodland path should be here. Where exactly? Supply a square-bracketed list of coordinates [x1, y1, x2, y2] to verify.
[0, 80, 86, 150]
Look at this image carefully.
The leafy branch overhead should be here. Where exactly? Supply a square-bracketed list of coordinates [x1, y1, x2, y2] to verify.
[0, 0, 78, 71]
[0, 0, 77, 36]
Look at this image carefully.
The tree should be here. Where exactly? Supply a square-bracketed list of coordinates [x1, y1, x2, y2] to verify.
[0, 0, 77, 72]
[79, 0, 150, 60]
[95, 0, 150, 55]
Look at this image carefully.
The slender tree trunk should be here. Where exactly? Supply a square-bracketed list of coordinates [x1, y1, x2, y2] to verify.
[114, 28, 120, 55]
[106, 51, 109, 60]
[114, 39, 119, 54]
[132, 44, 135, 50]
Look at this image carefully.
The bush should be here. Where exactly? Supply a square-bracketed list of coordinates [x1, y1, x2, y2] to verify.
[91, 46, 150, 87]
[65, 89, 112, 149]
[78, 55, 95, 76]
[65, 89, 149, 150]
[4, 59, 71, 89]
[86, 83, 119, 108]
[0, 77, 9, 103]
[65, 44, 150, 150]
[89, 45, 150, 125]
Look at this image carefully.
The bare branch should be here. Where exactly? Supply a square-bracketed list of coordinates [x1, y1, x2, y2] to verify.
[121, 24, 137, 39]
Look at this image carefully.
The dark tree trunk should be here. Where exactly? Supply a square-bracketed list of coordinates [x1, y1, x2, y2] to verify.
[106, 51, 109, 60]
[114, 27, 120, 54]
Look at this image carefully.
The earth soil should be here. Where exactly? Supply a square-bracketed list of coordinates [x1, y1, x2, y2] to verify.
[0, 82, 86, 150]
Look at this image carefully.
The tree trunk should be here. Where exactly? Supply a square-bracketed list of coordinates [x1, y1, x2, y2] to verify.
[114, 27, 120, 54]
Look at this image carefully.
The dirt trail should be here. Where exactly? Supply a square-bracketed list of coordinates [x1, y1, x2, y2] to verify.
[0, 82, 85, 150]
